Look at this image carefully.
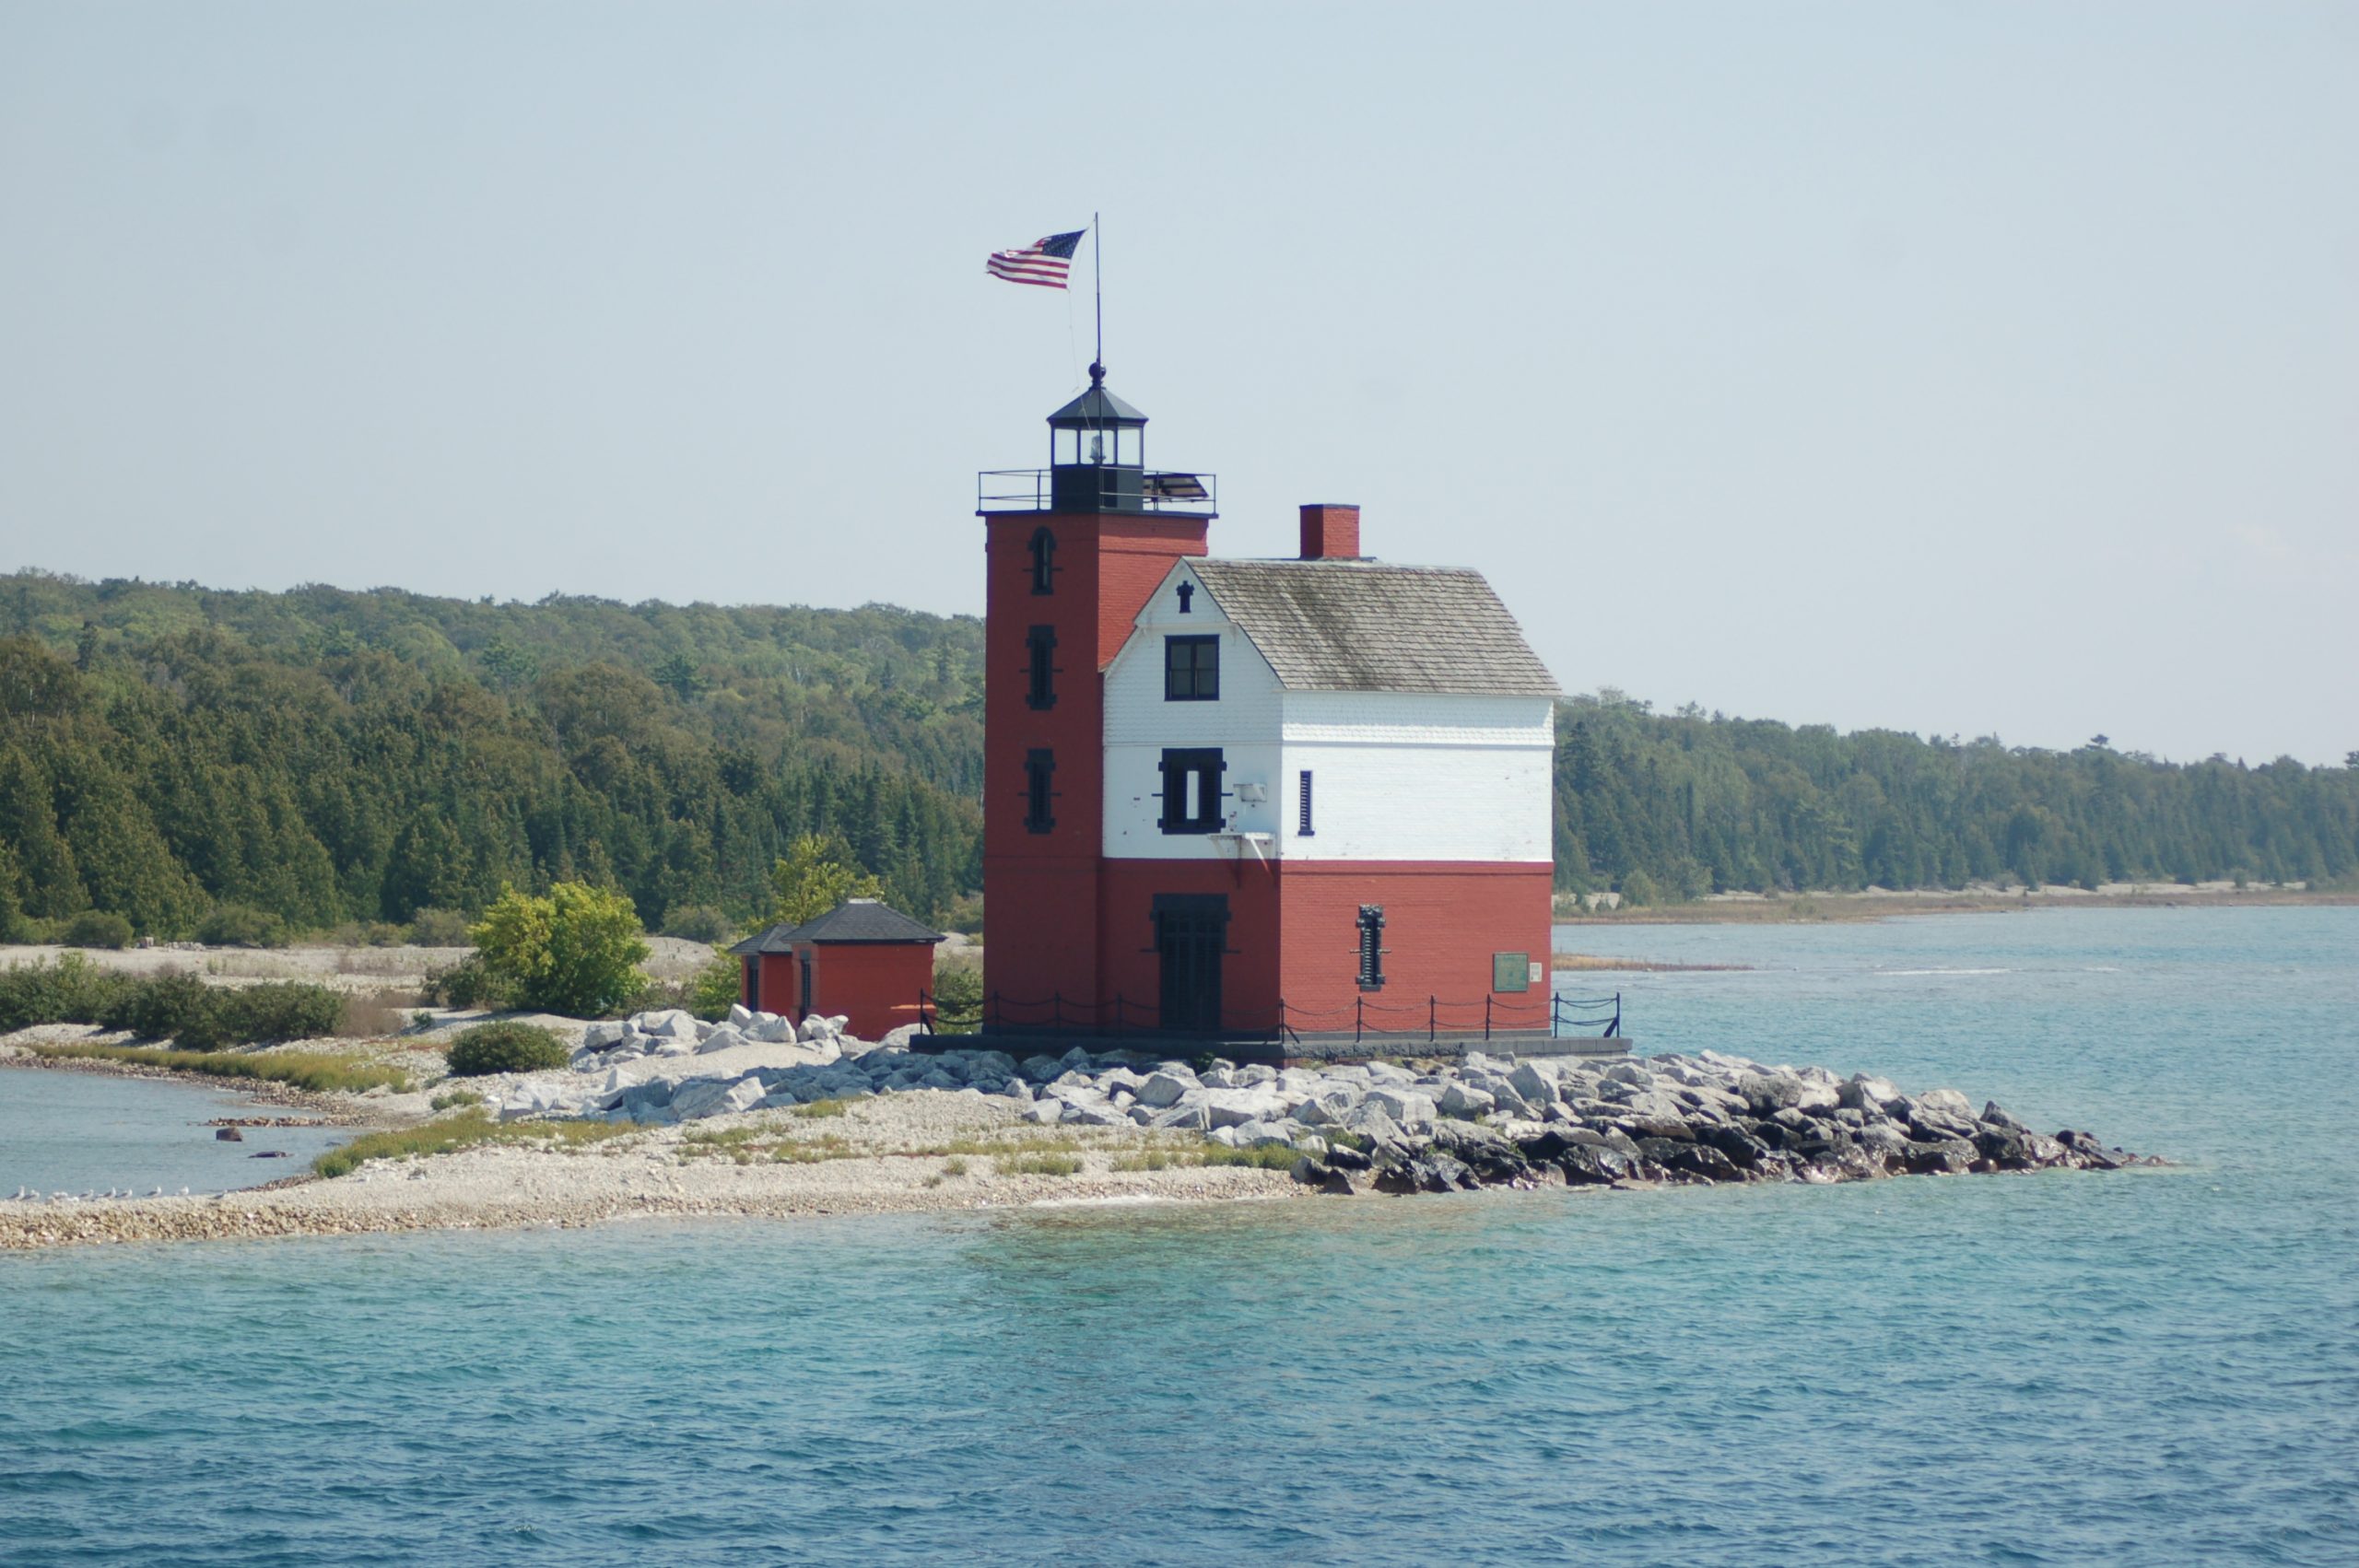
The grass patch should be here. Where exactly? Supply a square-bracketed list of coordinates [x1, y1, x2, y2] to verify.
[791, 1097, 851, 1118]
[1200, 1143, 1305, 1170]
[997, 1153, 1084, 1176]
[1109, 1149, 1181, 1172]
[26, 1041, 412, 1094]
[428, 1087, 484, 1111]
[312, 1111, 632, 1178]
[941, 1156, 968, 1177]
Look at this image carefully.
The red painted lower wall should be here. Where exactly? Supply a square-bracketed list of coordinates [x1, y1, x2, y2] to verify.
[1276, 861, 1555, 1038]
[989, 857, 1555, 1038]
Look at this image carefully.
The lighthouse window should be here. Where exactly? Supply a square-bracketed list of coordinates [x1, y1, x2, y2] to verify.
[1024, 749, 1055, 834]
[1157, 747, 1225, 834]
[1356, 905, 1386, 991]
[1027, 527, 1057, 595]
[1164, 635, 1219, 701]
[1025, 625, 1058, 710]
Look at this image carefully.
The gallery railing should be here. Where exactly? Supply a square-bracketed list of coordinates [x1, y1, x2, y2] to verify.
[918, 989, 1623, 1045]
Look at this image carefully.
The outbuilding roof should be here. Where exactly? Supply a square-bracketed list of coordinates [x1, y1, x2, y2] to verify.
[727, 922, 801, 955]
[1186, 558, 1560, 697]
[785, 899, 945, 945]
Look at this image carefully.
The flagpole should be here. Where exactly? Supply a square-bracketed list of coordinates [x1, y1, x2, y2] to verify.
[1092, 211, 1103, 376]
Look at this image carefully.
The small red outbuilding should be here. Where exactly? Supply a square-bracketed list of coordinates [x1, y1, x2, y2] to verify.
[730, 898, 943, 1043]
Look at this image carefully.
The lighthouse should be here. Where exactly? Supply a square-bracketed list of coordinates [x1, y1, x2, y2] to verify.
[977, 369, 1558, 1048]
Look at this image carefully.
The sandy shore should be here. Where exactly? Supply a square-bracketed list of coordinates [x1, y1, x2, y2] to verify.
[0, 1074, 1302, 1252]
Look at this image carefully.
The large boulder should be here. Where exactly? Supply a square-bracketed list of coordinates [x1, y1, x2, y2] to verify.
[745, 1015, 799, 1044]
[799, 1014, 850, 1044]
[1364, 1087, 1438, 1130]
[1134, 1071, 1198, 1109]
[581, 1021, 627, 1052]
[1507, 1062, 1560, 1106]
[1149, 1102, 1212, 1132]
[695, 1025, 746, 1055]
[1202, 1088, 1289, 1129]
[1438, 1082, 1496, 1118]
[1916, 1088, 1977, 1119]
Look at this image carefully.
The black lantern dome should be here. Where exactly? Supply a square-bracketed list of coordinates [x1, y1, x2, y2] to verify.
[1046, 361, 1147, 511]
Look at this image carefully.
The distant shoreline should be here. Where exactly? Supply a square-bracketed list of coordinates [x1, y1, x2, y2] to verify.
[1555, 884, 2355, 926]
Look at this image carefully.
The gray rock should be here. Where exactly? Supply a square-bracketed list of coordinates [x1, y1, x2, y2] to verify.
[1197, 1066, 1238, 1089]
[668, 1079, 738, 1120]
[878, 1024, 924, 1050]
[1344, 1103, 1406, 1145]
[695, 1025, 746, 1055]
[1149, 1102, 1212, 1132]
[1230, 1118, 1296, 1147]
[1234, 1064, 1278, 1088]
[581, 1021, 626, 1051]
[1135, 1071, 1197, 1108]
[722, 1077, 767, 1114]
[745, 1016, 799, 1044]
[1917, 1087, 1976, 1118]
[1602, 1061, 1655, 1088]
[1438, 1082, 1496, 1118]
[1507, 1062, 1559, 1106]
[727, 1003, 755, 1027]
[637, 1009, 698, 1039]
[1018, 1055, 1063, 1082]
[653, 1036, 698, 1058]
[1022, 1100, 1062, 1125]
[1362, 1060, 1417, 1087]
[1364, 1087, 1438, 1129]
[799, 1014, 849, 1043]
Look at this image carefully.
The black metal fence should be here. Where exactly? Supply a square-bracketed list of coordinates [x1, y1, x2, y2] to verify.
[918, 989, 1622, 1045]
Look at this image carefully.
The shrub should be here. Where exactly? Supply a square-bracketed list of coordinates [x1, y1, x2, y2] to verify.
[660, 904, 735, 944]
[407, 907, 472, 947]
[194, 904, 288, 948]
[1617, 870, 1659, 909]
[686, 951, 744, 1020]
[930, 961, 982, 1032]
[0, 953, 132, 1030]
[97, 968, 213, 1040]
[62, 910, 134, 949]
[427, 952, 511, 1009]
[470, 882, 650, 1017]
[198, 982, 345, 1047]
[445, 1020, 569, 1077]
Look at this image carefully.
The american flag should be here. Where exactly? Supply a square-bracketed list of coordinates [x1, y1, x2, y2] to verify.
[987, 229, 1086, 289]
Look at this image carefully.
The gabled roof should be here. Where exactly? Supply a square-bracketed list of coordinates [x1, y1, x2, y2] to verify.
[727, 922, 800, 955]
[1185, 558, 1561, 697]
[786, 899, 945, 945]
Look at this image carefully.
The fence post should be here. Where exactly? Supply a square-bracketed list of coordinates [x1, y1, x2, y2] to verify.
[1485, 995, 1492, 1042]
[1355, 995, 1364, 1045]
[920, 989, 933, 1033]
[1612, 991, 1622, 1037]
[1428, 995, 1438, 1044]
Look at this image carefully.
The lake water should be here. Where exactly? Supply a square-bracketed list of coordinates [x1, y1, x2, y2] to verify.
[0, 1068, 351, 1196]
[3, 907, 2353, 1565]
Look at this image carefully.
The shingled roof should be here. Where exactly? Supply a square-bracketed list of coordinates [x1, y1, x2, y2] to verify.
[727, 921, 800, 956]
[786, 899, 944, 945]
[1186, 559, 1560, 696]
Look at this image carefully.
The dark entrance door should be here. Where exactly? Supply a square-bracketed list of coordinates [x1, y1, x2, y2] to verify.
[1155, 895, 1227, 1033]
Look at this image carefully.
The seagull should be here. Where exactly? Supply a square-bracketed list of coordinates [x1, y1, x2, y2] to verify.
[149, 1187, 165, 1198]
[179, 1187, 191, 1197]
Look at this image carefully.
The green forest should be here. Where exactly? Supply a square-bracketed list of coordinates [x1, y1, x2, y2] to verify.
[2, 570, 2353, 940]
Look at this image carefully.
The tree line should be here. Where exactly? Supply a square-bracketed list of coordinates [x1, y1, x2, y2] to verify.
[0, 572, 984, 939]
[3, 573, 2353, 937]
[1553, 692, 2359, 898]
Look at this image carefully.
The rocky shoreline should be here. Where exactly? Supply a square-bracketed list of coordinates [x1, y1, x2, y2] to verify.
[0, 1004, 2154, 1252]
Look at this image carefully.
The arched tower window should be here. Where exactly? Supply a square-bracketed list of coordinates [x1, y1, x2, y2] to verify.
[1028, 527, 1057, 595]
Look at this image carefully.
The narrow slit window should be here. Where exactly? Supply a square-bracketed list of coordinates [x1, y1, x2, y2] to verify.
[1356, 905, 1386, 990]
[1025, 625, 1057, 710]
[1024, 748, 1055, 834]
[1027, 527, 1057, 595]
[1297, 770, 1314, 837]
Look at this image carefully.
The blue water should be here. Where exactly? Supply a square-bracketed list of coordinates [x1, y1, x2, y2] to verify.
[0, 1068, 351, 1195]
[3, 907, 2353, 1565]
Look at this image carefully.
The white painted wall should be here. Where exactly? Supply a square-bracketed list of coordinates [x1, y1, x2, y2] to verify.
[1100, 561, 1556, 864]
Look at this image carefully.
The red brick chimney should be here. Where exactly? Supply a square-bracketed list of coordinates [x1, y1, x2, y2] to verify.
[1299, 503, 1361, 561]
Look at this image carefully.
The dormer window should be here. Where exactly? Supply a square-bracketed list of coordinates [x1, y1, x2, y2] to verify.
[1164, 635, 1218, 702]
[1028, 527, 1057, 595]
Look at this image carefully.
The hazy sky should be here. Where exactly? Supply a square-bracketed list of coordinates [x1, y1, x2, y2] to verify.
[3, 3, 2353, 763]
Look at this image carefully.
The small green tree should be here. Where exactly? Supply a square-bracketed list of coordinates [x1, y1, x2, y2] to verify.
[1617, 870, 1658, 908]
[769, 835, 886, 927]
[469, 882, 650, 1017]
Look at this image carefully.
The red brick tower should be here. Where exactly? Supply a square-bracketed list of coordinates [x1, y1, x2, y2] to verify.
[977, 366, 1214, 1028]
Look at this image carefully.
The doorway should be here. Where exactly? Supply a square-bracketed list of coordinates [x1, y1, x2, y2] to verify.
[1154, 895, 1228, 1034]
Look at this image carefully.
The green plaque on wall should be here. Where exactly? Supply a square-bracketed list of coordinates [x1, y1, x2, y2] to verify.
[1493, 951, 1529, 992]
